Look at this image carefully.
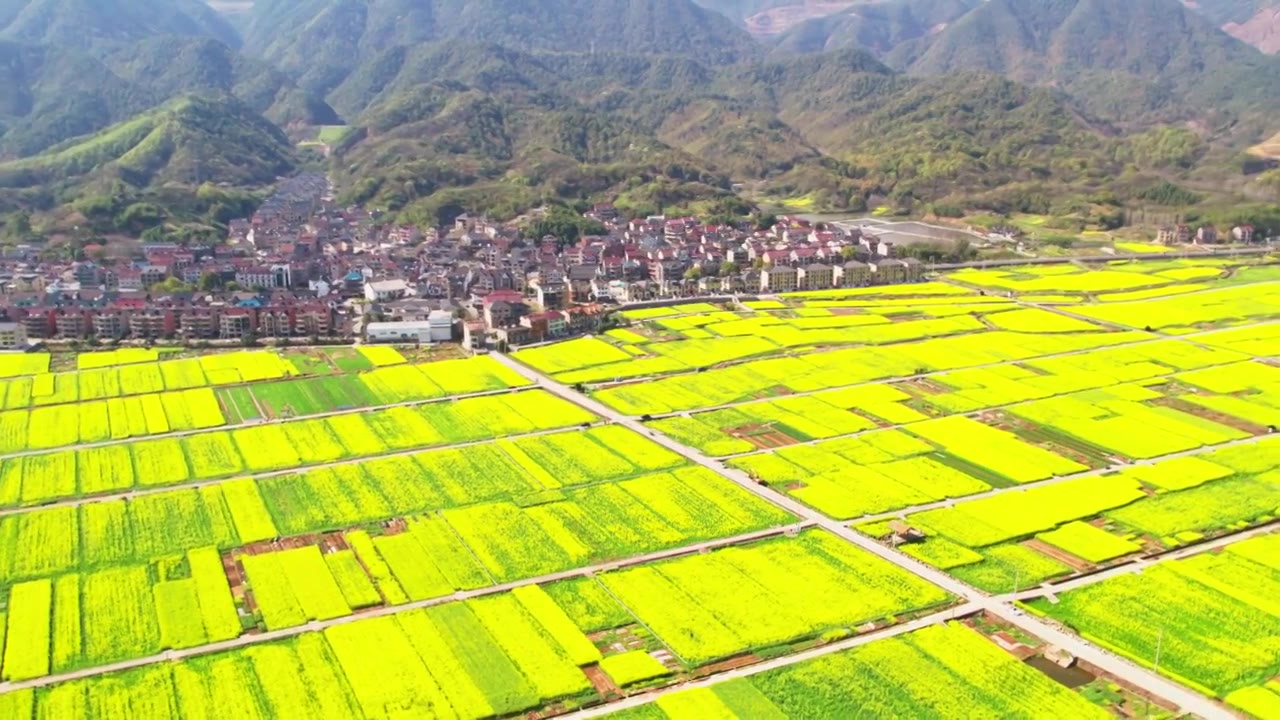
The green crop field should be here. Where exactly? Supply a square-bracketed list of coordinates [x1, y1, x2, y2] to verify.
[3, 263, 1280, 718]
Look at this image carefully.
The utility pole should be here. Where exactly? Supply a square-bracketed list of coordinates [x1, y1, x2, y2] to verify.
[1153, 628, 1164, 676]
[1146, 627, 1164, 720]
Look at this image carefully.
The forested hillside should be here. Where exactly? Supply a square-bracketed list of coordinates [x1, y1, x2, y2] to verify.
[242, 0, 761, 95]
[896, 0, 1280, 125]
[0, 0, 239, 47]
[0, 0, 1277, 238]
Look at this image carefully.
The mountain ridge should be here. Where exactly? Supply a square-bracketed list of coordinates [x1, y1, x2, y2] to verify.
[0, 34, 337, 158]
[243, 0, 762, 96]
[0, 0, 240, 48]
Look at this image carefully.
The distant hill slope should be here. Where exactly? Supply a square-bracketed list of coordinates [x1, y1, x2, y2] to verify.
[324, 42, 1198, 223]
[0, 94, 295, 190]
[1223, 6, 1280, 53]
[1185, 0, 1275, 24]
[96, 36, 339, 126]
[242, 0, 762, 95]
[889, 0, 1280, 126]
[0, 35, 337, 158]
[0, 0, 240, 47]
[769, 0, 977, 55]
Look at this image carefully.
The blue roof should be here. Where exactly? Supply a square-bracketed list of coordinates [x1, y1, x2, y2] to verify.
[237, 298, 262, 308]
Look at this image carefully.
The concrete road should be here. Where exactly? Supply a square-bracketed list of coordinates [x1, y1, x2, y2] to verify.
[557, 523, 1275, 720]
[491, 353, 1240, 719]
[0, 384, 525, 463]
[0, 420, 597, 519]
[0, 521, 816, 694]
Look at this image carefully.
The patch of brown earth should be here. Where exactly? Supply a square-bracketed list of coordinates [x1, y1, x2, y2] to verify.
[743, 1, 857, 37]
[1225, 6, 1280, 54]
[1024, 539, 1091, 572]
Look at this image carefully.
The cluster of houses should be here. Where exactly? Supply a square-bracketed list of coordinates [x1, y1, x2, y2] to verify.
[0, 185, 930, 349]
[1156, 224, 1257, 245]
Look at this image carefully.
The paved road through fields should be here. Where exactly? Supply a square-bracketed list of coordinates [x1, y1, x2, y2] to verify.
[491, 352, 1239, 719]
[0, 521, 816, 694]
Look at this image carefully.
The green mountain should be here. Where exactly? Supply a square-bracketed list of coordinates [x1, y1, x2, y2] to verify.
[769, 0, 977, 56]
[325, 42, 1212, 223]
[96, 36, 338, 126]
[0, 35, 336, 158]
[0, 94, 294, 190]
[242, 0, 761, 95]
[689, 0, 808, 21]
[0, 94, 295, 240]
[894, 0, 1280, 125]
[335, 74, 747, 224]
[0, 0, 240, 48]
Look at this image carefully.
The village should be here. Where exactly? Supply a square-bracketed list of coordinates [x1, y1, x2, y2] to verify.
[0, 174, 928, 350]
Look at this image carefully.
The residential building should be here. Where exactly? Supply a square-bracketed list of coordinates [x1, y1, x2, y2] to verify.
[0, 322, 27, 350]
[835, 261, 871, 288]
[797, 264, 834, 291]
[366, 320, 438, 343]
[365, 279, 412, 302]
[759, 265, 799, 293]
[1195, 226, 1219, 245]
[870, 259, 909, 285]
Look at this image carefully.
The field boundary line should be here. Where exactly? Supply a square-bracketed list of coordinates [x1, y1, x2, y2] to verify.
[1004, 521, 1280, 603]
[714, 346, 1259, 462]
[557, 602, 981, 719]
[588, 318, 1280, 419]
[0, 521, 814, 694]
[0, 384, 534, 462]
[0, 422, 600, 518]
[490, 352, 1238, 718]
[840, 433, 1279, 529]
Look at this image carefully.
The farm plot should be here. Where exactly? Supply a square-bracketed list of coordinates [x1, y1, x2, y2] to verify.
[12, 577, 611, 719]
[1196, 322, 1280, 357]
[598, 530, 950, 665]
[1075, 283, 1280, 331]
[888, 443, 1280, 586]
[514, 337, 633, 375]
[524, 333, 783, 384]
[246, 375, 377, 418]
[784, 281, 974, 300]
[904, 416, 1089, 484]
[443, 467, 794, 583]
[17, 350, 304, 409]
[0, 387, 225, 454]
[649, 395, 878, 456]
[621, 302, 722, 320]
[198, 351, 299, 385]
[1035, 521, 1142, 564]
[947, 542, 1074, 593]
[948, 266, 1173, 294]
[592, 329, 1150, 416]
[1028, 533, 1280, 701]
[729, 430, 992, 520]
[921, 340, 1242, 415]
[242, 546, 351, 630]
[0, 484, 254, 585]
[0, 425, 686, 590]
[1010, 390, 1252, 460]
[76, 348, 161, 369]
[0, 353, 49, 378]
[356, 346, 406, 367]
[3, 388, 596, 507]
[625, 623, 1106, 719]
[903, 474, 1148, 549]
[0, 546, 241, 680]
